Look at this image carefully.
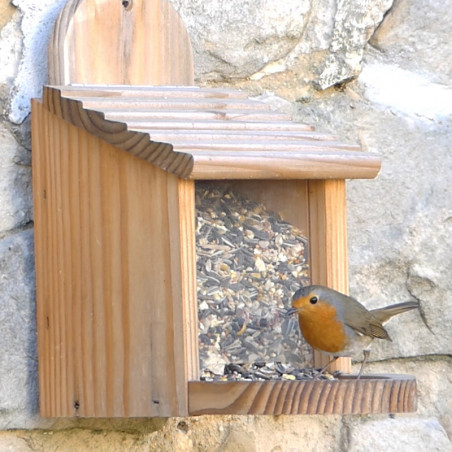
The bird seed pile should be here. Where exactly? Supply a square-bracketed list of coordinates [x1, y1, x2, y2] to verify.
[195, 183, 312, 376]
[201, 362, 338, 382]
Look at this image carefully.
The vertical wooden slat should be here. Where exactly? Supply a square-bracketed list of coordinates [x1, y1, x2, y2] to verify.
[79, 126, 96, 415]
[40, 102, 52, 415]
[99, 139, 123, 415]
[308, 179, 351, 373]
[58, 110, 72, 415]
[118, 157, 131, 416]
[31, 100, 46, 413]
[67, 122, 82, 415]
[175, 180, 199, 381]
[49, 104, 62, 415]
[88, 131, 106, 415]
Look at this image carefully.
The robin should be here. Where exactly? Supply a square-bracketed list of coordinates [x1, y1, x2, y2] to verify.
[286, 285, 419, 378]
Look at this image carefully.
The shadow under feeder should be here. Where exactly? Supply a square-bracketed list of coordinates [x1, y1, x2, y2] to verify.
[31, 0, 416, 417]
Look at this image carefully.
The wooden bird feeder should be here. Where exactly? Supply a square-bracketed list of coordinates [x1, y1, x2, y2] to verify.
[31, 0, 416, 417]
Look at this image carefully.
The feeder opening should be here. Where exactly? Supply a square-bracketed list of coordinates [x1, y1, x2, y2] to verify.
[195, 181, 314, 380]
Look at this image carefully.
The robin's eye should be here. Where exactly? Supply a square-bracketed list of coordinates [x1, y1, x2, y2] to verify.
[310, 296, 318, 304]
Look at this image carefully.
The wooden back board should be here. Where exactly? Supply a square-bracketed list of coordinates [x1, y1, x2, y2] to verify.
[48, 0, 194, 85]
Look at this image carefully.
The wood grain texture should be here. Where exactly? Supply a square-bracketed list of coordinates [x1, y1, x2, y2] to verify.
[48, 0, 194, 85]
[188, 375, 417, 415]
[57, 85, 252, 99]
[175, 179, 199, 382]
[41, 85, 381, 180]
[31, 100, 194, 417]
[308, 180, 351, 372]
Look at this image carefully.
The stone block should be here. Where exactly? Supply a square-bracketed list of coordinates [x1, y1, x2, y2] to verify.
[172, 0, 393, 89]
[0, 229, 39, 429]
[0, 127, 32, 234]
[347, 416, 451, 452]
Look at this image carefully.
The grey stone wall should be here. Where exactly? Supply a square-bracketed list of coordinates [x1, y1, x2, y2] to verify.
[0, 0, 450, 449]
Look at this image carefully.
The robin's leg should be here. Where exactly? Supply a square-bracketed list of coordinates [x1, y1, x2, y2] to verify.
[357, 349, 371, 379]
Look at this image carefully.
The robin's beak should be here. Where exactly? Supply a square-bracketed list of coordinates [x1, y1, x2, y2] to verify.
[285, 307, 299, 317]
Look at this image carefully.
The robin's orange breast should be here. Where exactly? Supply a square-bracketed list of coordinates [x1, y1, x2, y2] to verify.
[297, 302, 348, 354]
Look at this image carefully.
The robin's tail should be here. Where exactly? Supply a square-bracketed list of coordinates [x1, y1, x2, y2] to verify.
[370, 301, 419, 324]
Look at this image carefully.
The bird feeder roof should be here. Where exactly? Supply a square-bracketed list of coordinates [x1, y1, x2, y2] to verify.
[41, 85, 381, 180]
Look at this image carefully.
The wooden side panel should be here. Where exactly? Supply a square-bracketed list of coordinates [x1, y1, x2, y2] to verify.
[188, 375, 417, 415]
[307, 180, 351, 372]
[31, 101, 194, 417]
[48, 0, 194, 85]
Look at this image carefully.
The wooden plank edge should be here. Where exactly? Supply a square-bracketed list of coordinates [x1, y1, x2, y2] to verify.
[188, 375, 416, 415]
[103, 109, 292, 122]
[117, 119, 316, 132]
[55, 85, 251, 98]
[172, 142, 362, 152]
[135, 129, 338, 142]
[189, 153, 381, 180]
[72, 98, 275, 112]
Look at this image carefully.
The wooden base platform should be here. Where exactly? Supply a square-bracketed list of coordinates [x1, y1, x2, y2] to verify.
[188, 374, 416, 415]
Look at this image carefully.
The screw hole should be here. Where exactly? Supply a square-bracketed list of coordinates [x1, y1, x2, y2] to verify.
[122, 0, 132, 9]
[177, 421, 189, 433]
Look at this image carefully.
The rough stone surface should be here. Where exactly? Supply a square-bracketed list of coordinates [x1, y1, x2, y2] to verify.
[0, 434, 32, 451]
[315, 0, 394, 89]
[0, 126, 32, 235]
[0, 416, 344, 451]
[0, 229, 39, 429]
[171, 0, 311, 80]
[359, 60, 452, 121]
[172, 0, 393, 91]
[370, 0, 452, 83]
[4, 0, 66, 124]
[0, 1, 16, 31]
[346, 416, 451, 452]
[0, 6, 22, 100]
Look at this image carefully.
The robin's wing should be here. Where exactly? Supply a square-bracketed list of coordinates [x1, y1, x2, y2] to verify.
[340, 297, 391, 340]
